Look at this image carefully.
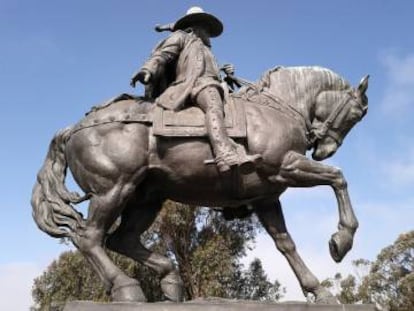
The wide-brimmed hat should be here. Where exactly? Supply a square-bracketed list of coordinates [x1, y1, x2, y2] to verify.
[173, 7, 223, 37]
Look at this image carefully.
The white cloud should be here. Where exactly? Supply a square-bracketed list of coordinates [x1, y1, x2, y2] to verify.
[380, 51, 414, 117]
[282, 186, 333, 203]
[0, 262, 43, 311]
[384, 148, 414, 186]
[357, 199, 414, 246]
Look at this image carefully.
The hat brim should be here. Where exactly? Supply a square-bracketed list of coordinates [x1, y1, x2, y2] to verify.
[173, 12, 223, 37]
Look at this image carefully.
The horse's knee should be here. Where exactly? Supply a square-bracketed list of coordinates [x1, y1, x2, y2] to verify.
[332, 167, 347, 189]
[275, 233, 296, 254]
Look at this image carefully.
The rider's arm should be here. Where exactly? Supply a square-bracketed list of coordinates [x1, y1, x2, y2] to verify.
[133, 31, 186, 86]
[220, 63, 241, 90]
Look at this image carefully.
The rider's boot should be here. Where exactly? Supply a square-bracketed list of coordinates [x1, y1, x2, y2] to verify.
[197, 87, 262, 173]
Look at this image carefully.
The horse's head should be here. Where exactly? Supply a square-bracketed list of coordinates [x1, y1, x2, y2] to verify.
[311, 75, 369, 160]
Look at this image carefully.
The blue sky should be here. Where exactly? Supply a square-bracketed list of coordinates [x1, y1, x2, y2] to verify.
[1, 1, 413, 309]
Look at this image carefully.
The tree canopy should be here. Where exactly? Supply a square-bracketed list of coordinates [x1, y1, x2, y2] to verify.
[322, 231, 414, 311]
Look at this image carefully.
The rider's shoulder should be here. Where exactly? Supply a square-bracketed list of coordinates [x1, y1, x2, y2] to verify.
[153, 30, 188, 50]
[162, 30, 190, 43]
[171, 29, 193, 40]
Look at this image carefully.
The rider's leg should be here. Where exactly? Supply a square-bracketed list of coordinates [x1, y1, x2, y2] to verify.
[196, 86, 261, 172]
[196, 87, 239, 172]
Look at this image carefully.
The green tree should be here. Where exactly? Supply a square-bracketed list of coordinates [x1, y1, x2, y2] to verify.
[322, 272, 360, 304]
[321, 258, 370, 304]
[32, 201, 284, 308]
[322, 231, 414, 310]
[239, 258, 285, 301]
[363, 231, 414, 311]
[152, 201, 260, 299]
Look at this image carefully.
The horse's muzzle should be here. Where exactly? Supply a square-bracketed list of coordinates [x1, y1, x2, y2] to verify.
[312, 137, 338, 161]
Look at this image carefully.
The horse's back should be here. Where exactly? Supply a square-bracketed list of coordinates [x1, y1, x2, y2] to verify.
[66, 99, 151, 193]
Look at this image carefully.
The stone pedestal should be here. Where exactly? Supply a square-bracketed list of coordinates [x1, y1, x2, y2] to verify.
[63, 300, 377, 311]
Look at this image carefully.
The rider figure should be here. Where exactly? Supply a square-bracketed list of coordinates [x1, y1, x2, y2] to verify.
[130, 7, 261, 173]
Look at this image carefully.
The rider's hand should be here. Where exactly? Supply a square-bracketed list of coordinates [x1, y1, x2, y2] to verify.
[137, 70, 151, 84]
[130, 70, 151, 88]
[221, 63, 235, 76]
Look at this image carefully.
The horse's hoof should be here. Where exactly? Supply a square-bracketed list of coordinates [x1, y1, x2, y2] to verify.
[314, 288, 338, 304]
[329, 229, 353, 263]
[161, 271, 184, 302]
[111, 280, 147, 302]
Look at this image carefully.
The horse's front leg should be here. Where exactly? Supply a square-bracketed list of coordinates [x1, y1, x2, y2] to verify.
[254, 199, 337, 303]
[270, 151, 358, 262]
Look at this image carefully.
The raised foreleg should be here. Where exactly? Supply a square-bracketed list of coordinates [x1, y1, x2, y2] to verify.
[270, 151, 358, 262]
[255, 199, 337, 303]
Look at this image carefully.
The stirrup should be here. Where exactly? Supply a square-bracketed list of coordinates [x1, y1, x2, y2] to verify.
[204, 153, 263, 174]
[203, 158, 232, 173]
[238, 153, 263, 174]
[215, 153, 239, 173]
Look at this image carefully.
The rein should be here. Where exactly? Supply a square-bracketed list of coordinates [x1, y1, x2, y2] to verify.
[308, 91, 356, 146]
[231, 76, 313, 147]
[262, 91, 313, 134]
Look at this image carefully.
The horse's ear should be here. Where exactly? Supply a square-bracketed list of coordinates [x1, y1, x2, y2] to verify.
[357, 75, 369, 95]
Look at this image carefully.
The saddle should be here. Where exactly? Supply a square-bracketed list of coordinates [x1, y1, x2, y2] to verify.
[153, 96, 246, 138]
[76, 93, 247, 139]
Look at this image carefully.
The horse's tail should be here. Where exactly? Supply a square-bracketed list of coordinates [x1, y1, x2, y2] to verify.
[31, 126, 87, 239]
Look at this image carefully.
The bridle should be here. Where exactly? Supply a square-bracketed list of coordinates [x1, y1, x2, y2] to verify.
[309, 90, 366, 146]
[228, 72, 367, 148]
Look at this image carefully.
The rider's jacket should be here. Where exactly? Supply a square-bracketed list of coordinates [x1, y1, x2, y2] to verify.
[140, 29, 222, 111]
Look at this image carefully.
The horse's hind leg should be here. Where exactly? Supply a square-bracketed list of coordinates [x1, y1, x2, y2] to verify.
[73, 173, 147, 302]
[254, 198, 337, 304]
[107, 198, 184, 302]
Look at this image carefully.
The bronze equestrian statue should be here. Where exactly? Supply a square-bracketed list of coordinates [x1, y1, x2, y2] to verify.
[32, 6, 369, 304]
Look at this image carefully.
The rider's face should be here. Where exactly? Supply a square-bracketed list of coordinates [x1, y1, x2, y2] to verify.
[192, 25, 211, 46]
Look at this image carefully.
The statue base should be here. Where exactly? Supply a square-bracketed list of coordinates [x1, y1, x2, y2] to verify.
[63, 300, 377, 311]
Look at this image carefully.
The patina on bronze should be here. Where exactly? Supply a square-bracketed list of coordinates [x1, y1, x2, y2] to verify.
[32, 6, 369, 305]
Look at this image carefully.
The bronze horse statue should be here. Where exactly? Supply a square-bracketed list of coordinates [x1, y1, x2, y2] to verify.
[32, 66, 368, 303]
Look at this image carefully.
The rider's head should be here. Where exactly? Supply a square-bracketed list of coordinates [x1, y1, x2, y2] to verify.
[173, 7, 223, 43]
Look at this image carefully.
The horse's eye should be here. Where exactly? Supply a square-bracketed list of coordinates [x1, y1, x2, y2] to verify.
[348, 107, 362, 122]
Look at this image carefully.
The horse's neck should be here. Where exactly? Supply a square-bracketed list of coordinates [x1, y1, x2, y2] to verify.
[264, 67, 350, 127]
[265, 85, 314, 129]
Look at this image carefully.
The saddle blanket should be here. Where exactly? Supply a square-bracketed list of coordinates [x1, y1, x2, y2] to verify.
[153, 98, 246, 138]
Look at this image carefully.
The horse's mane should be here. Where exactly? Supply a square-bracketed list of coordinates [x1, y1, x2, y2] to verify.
[240, 66, 351, 100]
